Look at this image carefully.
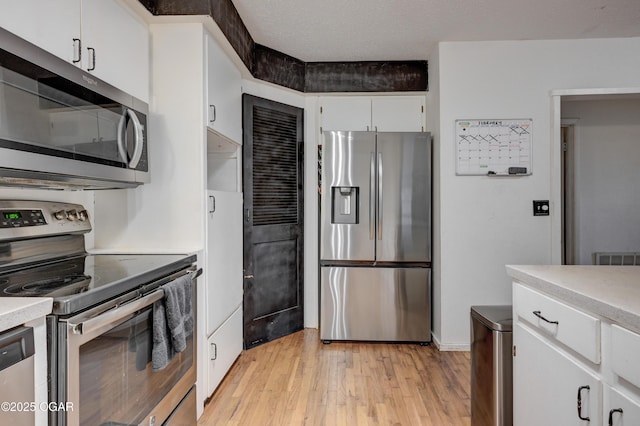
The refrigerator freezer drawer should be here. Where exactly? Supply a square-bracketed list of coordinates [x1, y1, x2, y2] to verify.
[320, 267, 431, 342]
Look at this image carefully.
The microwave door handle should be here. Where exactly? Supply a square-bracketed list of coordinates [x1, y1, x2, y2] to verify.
[116, 113, 128, 164]
[127, 108, 144, 168]
[68, 289, 164, 336]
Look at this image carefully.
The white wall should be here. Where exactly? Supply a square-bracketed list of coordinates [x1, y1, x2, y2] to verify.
[562, 98, 640, 264]
[435, 37, 640, 349]
[93, 24, 206, 253]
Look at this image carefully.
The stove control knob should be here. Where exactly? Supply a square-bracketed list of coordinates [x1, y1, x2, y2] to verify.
[66, 210, 78, 221]
[77, 210, 88, 221]
[53, 210, 68, 220]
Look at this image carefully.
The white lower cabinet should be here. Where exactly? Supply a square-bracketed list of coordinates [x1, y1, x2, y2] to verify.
[514, 322, 601, 425]
[514, 282, 640, 426]
[205, 190, 243, 397]
[207, 306, 243, 396]
[606, 387, 640, 426]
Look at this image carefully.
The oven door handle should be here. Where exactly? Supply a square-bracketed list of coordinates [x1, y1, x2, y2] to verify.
[68, 289, 164, 335]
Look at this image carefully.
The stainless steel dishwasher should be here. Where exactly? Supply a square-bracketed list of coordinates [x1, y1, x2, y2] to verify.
[471, 305, 513, 426]
[0, 326, 35, 426]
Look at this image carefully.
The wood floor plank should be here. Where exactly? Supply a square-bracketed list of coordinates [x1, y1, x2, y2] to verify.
[199, 329, 471, 425]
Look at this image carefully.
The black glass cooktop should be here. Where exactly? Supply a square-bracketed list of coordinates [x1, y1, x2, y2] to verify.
[0, 253, 196, 315]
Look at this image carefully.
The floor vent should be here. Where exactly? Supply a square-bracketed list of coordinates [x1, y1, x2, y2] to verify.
[593, 252, 640, 266]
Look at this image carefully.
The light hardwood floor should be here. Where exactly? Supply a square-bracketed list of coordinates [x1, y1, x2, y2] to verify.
[198, 329, 471, 425]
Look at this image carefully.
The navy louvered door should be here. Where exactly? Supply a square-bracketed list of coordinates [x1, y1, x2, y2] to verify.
[242, 94, 304, 349]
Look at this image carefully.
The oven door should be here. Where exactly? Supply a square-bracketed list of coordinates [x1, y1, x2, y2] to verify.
[59, 270, 198, 426]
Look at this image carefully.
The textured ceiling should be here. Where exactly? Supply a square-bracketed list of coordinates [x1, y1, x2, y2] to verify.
[231, 0, 640, 62]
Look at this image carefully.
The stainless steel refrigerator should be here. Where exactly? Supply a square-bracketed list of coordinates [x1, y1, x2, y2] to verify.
[319, 130, 431, 343]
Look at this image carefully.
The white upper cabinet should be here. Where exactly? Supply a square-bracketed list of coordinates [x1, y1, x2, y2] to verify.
[0, 0, 149, 102]
[371, 96, 425, 132]
[319, 96, 372, 131]
[82, 0, 149, 101]
[319, 95, 426, 132]
[0, 0, 80, 62]
[206, 34, 242, 144]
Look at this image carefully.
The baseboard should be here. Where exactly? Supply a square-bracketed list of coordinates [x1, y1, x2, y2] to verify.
[431, 334, 470, 351]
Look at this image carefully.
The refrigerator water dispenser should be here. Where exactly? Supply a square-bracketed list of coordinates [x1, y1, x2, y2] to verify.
[331, 187, 359, 224]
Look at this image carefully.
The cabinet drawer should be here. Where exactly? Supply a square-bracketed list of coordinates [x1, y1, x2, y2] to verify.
[612, 325, 640, 390]
[514, 283, 601, 363]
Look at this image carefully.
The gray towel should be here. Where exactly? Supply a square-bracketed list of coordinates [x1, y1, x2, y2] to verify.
[152, 274, 193, 371]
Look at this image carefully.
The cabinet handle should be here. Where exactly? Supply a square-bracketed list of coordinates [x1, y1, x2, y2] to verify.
[210, 342, 217, 360]
[608, 408, 623, 426]
[532, 310, 559, 325]
[209, 195, 216, 213]
[72, 38, 81, 63]
[210, 105, 216, 123]
[87, 47, 96, 71]
[577, 385, 590, 421]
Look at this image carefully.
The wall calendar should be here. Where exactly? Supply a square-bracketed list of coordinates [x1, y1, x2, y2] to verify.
[455, 119, 532, 176]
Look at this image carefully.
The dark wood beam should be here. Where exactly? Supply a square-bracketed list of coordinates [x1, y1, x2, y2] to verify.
[139, 0, 428, 93]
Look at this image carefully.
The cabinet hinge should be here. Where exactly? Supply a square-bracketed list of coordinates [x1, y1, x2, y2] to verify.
[320, 106, 323, 114]
[421, 105, 424, 113]
[513, 345, 517, 357]
[320, 126, 323, 134]
[562, 142, 568, 152]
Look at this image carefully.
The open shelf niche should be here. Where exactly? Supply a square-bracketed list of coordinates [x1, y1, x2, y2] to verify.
[206, 128, 241, 192]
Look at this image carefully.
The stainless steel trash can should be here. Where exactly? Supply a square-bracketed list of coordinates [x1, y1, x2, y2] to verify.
[470, 305, 513, 426]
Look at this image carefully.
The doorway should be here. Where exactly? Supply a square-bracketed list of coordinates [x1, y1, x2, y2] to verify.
[561, 123, 575, 265]
[242, 94, 304, 349]
[559, 96, 640, 266]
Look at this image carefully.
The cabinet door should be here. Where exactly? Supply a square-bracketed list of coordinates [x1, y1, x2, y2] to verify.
[206, 190, 243, 335]
[319, 96, 372, 131]
[514, 323, 602, 426]
[606, 387, 640, 426]
[206, 35, 242, 144]
[0, 0, 80, 62]
[207, 306, 243, 397]
[371, 96, 425, 132]
[82, 0, 150, 101]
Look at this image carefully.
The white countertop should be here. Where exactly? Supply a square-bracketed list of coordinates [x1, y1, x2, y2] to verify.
[506, 265, 640, 333]
[0, 298, 53, 332]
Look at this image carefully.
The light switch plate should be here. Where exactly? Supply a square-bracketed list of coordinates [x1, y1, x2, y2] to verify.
[533, 200, 549, 216]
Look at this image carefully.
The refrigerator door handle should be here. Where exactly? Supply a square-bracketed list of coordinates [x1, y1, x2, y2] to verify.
[370, 152, 375, 240]
[378, 152, 383, 240]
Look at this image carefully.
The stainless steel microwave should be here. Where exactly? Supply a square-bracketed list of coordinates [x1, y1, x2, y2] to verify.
[0, 27, 149, 190]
